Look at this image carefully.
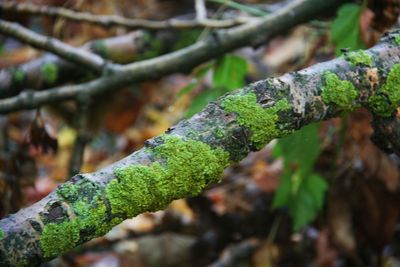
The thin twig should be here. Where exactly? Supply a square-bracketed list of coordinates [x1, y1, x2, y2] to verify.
[0, 1, 250, 30]
[0, 0, 342, 114]
[0, 19, 110, 73]
[68, 97, 91, 177]
[196, 0, 208, 21]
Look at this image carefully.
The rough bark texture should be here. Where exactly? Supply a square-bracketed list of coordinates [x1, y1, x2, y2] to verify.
[0, 29, 400, 266]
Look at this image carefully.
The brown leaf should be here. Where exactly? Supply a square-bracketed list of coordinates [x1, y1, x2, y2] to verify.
[24, 111, 58, 155]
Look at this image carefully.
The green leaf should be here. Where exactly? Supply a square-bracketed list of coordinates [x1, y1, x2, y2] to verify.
[213, 55, 247, 91]
[273, 123, 321, 174]
[331, 3, 366, 55]
[303, 174, 328, 210]
[291, 187, 317, 231]
[272, 170, 292, 208]
[272, 123, 328, 231]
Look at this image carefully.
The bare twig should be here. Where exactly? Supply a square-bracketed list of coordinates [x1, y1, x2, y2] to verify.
[196, 0, 208, 21]
[0, 1, 250, 30]
[0, 19, 111, 73]
[68, 98, 91, 176]
[0, 0, 343, 113]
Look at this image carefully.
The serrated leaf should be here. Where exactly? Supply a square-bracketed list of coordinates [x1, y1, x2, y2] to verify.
[331, 3, 366, 55]
[213, 55, 247, 91]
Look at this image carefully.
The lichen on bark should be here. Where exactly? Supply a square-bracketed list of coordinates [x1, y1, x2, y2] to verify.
[221, 92, 290, 149]
[106, 135, 230, 217]
[40, 179, 122, 258]
[321, 71, 358, 109]
[368, 64, 400, 117]
[344, 50, 372, 66]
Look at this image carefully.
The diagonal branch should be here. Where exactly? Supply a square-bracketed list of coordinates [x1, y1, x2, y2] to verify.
[0, 0, 343, 114]
[0, 19, 111, 73]
[0, 1, 250, 30]
[0, 31, 399, 266]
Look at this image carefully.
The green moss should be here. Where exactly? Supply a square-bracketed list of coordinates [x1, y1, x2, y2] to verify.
[56, 183, 79, 201]
[344, 50, 372, 66]
[394, 35, 400, 45]
[40, 220, 80, 258]
[41, 180, 122, 258]
[0, 229, 4, 240]
[41, 137, 229, 257]
[321, 71, 358, 109]
[215, 127, 224, 138]
[106, 135, 230, 217]
[137, 32, 162, 60]
[41, 63, 58, 84]
[91, 41, 108, 58]
[13, 68, 25, 83]
[368, 64, 400, 117]
[221, 93, 290, 149]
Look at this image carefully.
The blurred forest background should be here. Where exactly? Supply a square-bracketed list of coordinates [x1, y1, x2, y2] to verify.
[1, 0, 400, 266]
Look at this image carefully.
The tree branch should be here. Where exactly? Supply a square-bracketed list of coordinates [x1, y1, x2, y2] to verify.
[1, 29, 400, 266]
[0, 1, 250, 30]
[0, 0, 343, 114]
[0, 30, 166, 97]
[0, 19, 110, 73]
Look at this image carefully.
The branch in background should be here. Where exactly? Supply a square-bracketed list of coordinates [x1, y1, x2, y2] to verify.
[0, 1, 250, 30]
[371, 115, 400, 155]
[0, 19, 111, 73]
[0, 0, 292, 97]
[0, 0, 343, 113]
[1, 32, 400, 265]
[208, 0, 269, 17]
[68, 98, 91, 177]
[0, 30, 171, 97]
[196, 0, 208, 21]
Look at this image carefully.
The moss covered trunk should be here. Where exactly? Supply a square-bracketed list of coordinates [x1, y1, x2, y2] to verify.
[1, 30, 400, 267]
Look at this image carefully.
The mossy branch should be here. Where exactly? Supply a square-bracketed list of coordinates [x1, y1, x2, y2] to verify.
[1, 30, 400, 266]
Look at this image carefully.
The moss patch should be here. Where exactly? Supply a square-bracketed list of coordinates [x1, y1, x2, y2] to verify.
[91, 41, 108, 58]
[368, 64, 400, 117]
[344, 50, 372, 66]
[0, 229, 4, 240]
[40, 137, 230, 258]
[40, 180, 123, 258]
[321, 72, 358, 109]
[221, 93, 290, 149]
[106, 135, 230, 217]
[12, 68, 25, 84]
[395, 35, 400, 45]
[40, 220, 80, 258]
[40, 63, 58, 84]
